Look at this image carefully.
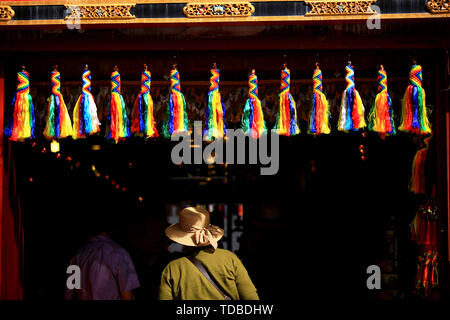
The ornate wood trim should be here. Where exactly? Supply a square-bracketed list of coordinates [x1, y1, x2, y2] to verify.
[1, 13, 449, 27]
[426, 0, 450, 13]
[0, 5, 14, 21]
[183, 2, 255, 18]
[0, 0, 307, 5]
[64, 4, 136, 20]
[305, 0, 377, 16]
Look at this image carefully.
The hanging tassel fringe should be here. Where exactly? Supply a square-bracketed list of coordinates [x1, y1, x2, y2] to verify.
[204, 64, 226, 141]
[44, 68, 73, 139]
[72, 65, 101, 139]
[274, 65, 300, 136]
[411, 204, 439, 293]
[415, 250, 439, 293]
[338, 62, 366, 132]
[4, 68, 35, 141]
[131, 65, 158, 138]
[368, 65, 396, 135]
[309, 63, 330, 135]
[162, 65, 189, 138]
[108, 67, 130, 143]
[409, 135, 432, 194]
[241, 69, 266, 138]
[399, 64, 431, 134]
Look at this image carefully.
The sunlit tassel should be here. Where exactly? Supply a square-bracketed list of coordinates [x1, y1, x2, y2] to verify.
[204, 63, 226, 141]
[368, 65, 396, 136]
[4, 67, 35, 141]
[241, 69, 266, 138]
[399, 63, 431, 134]
[131, 64, 158, 138]
[431, 250, 439, 288]
[308, 63, 330, 135]
[409, 135, 432, 194]
[108, 66, 130, 143]
[162, 65, 189, 138]
[338, 61, 366, 132]
[72, 65, 100, 139]
[44, 67, 72, 139]
[274, 64, 300, 136]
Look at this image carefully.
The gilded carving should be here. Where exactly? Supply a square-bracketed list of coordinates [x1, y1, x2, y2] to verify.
[64, 4, 135, 19]
[305, 1, 377, 16]
[0, 6, 15, 21]
[426, 0, 450, 13]
[183, 2, 255, 18]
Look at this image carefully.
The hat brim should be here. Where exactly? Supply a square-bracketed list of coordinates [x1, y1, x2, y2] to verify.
[165, 223, 224, 247]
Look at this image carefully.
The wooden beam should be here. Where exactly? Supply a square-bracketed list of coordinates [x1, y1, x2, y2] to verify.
[0, 33, 448, 52]
[0, 13, 449, 29]
[2, 0, 313, 4]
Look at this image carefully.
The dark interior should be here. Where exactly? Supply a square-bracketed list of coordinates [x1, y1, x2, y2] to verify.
[3, 42, 441, 302]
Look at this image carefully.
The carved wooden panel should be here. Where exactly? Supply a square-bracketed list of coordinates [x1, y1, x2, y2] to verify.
[0, 6, 15, 21]
[426, 0, 450, 13]
[64, 4, 136, 20]
[183, 2, 255, 18]
[305, 1, 377, 16]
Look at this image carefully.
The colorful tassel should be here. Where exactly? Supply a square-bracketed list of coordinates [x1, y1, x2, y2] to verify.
[204, 63, 226, 141]
[409, 135, 432, 194]
[43, 67, 73, 139]
[308, 63, 330, 135]
[399, 63, 431, 134]
[131, 64, 158, 138]
[338, 62, 366, 132]
[4, 67, 35, 141]
[241, 69, 266, 138]
[368, 65, 396, 135]
[411, 204, 439, 294]
[108, 66, 130, 143]
[72, 65, 100, 139]
[274, 65, 300, 136]
[162, 65, 189, 138]
[411, 205, 438, 247]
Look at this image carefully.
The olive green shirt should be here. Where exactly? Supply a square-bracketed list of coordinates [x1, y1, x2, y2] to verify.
[158, 248, 259, 300]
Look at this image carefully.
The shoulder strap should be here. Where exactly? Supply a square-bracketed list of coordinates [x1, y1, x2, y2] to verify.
[187, 256, 232, 300]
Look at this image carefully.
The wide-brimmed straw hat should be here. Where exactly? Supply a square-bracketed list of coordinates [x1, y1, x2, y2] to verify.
[165, 207, 224, 250]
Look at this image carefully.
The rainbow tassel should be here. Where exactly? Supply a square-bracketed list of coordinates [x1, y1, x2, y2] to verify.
[162, 65, 189, 138]
[43, 68, 73, 139]
[204, 64, 226, 141]
[241, 69, 266, 138]
[338, 62, 366, 132]
[131, 64, 158, 138]
[409, 135, 432, 194]
[4, 67, 35, 141]
[308, 64, 330, 135]
[72, 65, 100, 139]
[108, 66, 130, 143]
[399, 64, 431, 134]
[368, 65, 396, 135]
[274, 65, 300, 136]
[411, 204, 439, 293]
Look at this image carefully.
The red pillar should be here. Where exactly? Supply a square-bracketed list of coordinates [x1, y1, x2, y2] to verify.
[0, 62, 24, 300]
[0, 55, 4, 299]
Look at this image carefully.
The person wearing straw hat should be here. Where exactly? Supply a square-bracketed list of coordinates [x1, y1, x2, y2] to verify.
[158, 207, 259, 300]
